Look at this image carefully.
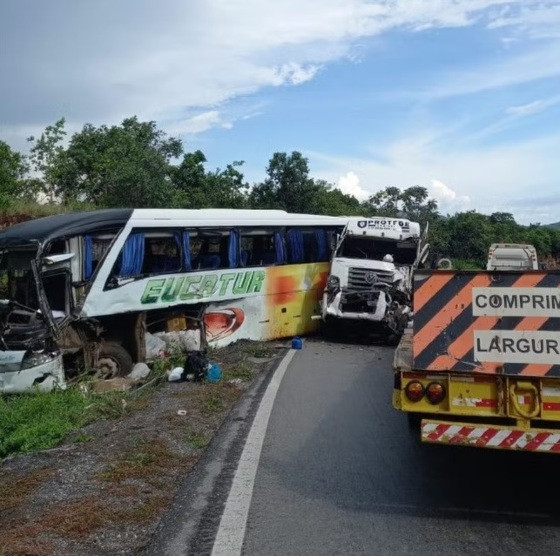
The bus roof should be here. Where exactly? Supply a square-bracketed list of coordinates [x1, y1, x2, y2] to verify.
[129, 208, 347, 227]
[0, 208, 347, 248]
[0, 209, 133, 248]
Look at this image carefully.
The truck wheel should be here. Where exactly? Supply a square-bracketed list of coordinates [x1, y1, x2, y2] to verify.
[96, 342, 134, 379]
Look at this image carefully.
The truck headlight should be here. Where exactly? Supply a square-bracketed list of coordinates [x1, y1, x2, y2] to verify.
[21, 350, 58, 370]
[327, 275, 340, 290]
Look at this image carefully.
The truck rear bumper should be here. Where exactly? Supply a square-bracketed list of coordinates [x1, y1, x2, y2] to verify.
[421, 419, 560, 453]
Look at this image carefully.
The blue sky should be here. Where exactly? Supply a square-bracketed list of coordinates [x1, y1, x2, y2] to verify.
[1, 0, 559, 223]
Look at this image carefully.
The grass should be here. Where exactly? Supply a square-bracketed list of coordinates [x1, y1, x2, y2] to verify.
[0, 469, 54, 512]
[0, 350, 184, 459]
[0, 389, 88, 458]
[186, 431, 209, 449]
[0, 341, 273, 459]
[96, 440, 179, 483]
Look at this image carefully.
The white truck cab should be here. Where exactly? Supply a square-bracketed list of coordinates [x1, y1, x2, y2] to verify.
[322, 217, 428, 340]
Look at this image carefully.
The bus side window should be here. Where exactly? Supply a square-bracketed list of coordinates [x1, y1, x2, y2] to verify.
[84, 235, 115, 280]
[239, 229, 285, 267]
[194, 231, 231, 270]
[287, 228, 329, 264]
[142, 234, 181, 274]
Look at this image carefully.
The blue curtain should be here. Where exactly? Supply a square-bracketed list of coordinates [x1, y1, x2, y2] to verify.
[287, 229, 304, 263]
[84, 235, 93, 279]
[182, 231, 192, 271]
[314, 229, 328, 261]
[274, 231, 286, 264]
[228, 230, 239, 268]
[119, 233, 145, 277]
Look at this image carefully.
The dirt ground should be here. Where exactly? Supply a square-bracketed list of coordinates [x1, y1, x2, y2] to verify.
[0, 341, 285, 556]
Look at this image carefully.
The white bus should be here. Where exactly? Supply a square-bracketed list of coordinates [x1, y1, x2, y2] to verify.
[0, 209, 346, 393]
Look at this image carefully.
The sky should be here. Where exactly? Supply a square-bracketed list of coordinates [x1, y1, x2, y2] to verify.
[1, 0, 559, 224]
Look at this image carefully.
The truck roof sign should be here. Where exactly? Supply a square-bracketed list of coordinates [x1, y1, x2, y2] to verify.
[347, 217, 420, 238]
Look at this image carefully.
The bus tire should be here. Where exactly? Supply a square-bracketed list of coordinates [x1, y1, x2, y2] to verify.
[97, 342, 134, 379]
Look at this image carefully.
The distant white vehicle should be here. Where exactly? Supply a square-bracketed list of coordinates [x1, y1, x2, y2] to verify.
[486, 243, 538, 271]
[321, 217, 429, 341]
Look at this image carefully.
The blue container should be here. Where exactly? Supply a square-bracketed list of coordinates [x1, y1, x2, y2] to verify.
[292, 337, 303, 350]
[206, 362, 222, 382]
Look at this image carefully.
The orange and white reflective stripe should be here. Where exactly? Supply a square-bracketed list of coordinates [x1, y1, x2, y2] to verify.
[421, 421, 560, 452]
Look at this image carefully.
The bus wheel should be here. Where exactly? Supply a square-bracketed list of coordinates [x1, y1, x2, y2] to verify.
[96, 342, 134, 379]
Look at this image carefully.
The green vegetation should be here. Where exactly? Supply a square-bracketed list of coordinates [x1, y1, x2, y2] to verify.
[2, 115, 560, 266]
[0, 389, 87, 457]
[0, 354, 179, 459]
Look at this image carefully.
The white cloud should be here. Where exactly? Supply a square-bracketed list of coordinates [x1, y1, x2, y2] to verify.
[429, 179, 471, 212]
[506, 96, 560, 117]
[336, 171, 370, 200]
[310, 130, 560, 224]
[2, 0, 559, 147]
[164, 111, 232, 135]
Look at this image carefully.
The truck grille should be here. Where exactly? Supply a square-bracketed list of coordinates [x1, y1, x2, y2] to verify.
[348, 267, 393, 289]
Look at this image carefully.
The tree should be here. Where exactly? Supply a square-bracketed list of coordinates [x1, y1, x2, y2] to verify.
[249, 151, 321, 213]
[362, 186, 438, 224]
[305, 180, 363, 216]
[27, 118, 67, 202]
[172, 152, 248, 208]
[0, 140, 29, 208]
[56, 117, 182, 207]
[446, 211, 494, 264]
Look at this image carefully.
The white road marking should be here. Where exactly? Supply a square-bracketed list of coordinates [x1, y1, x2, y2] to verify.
[211, 349, 296, 556]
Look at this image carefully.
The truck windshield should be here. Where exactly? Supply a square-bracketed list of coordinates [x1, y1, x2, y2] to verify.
[337, 237, 417, 265]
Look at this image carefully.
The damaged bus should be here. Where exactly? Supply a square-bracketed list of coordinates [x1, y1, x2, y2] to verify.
[0, 209, 346, 393]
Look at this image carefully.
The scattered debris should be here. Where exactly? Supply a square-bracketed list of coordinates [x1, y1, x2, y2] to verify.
[154, 329, 202, 352]
[206, 362, 222, 383]
[228, 378, 244, 387]
[145, 332, 167, 359]
[91, 377, 133, 393]
[183, 351, 208, 382]
[128, 362, 151, 382]
[176, 409, 187, 416]
[168, 367, 184, 382]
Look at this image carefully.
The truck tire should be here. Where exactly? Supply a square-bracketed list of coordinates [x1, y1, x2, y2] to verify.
[96, 342, 134, 379]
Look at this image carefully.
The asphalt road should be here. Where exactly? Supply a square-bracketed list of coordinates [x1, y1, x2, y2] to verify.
[241, 339, 560, 555]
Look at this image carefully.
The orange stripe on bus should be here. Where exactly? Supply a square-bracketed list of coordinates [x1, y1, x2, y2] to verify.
[413, 274, 492, 358]
[413, 272, 456, 313]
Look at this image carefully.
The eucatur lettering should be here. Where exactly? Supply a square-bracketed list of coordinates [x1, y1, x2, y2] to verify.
[140, 270, 266, 304]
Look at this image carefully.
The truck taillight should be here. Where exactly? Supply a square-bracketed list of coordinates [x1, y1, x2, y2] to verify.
[426, 382, 446, 404]
[405, 381, 424, 402]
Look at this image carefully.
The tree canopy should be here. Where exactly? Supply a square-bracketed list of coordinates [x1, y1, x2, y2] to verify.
[2, 115, 560, 268]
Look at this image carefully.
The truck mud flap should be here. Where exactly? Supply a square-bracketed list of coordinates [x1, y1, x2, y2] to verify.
[421, 419, 560, 453]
